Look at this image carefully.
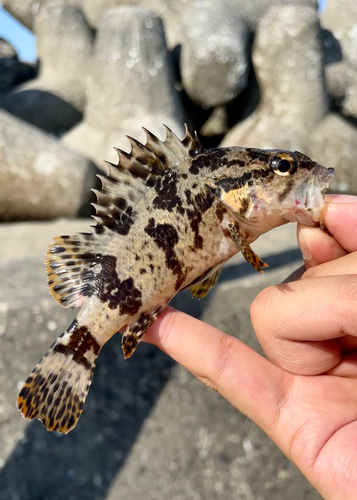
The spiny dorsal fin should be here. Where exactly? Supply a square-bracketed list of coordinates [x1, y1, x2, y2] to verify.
[46, 233, 103, 309]
[91, 124, 203, 235]
[180, 124, 204, 157]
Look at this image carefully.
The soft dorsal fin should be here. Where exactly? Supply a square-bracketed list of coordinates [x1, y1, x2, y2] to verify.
[46, 233, 103, 309]
[92, 125, 203, 235]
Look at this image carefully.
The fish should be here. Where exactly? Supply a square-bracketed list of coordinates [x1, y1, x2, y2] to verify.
[17, 125, 335, 433]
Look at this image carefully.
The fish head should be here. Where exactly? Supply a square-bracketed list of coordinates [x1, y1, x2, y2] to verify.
[205, 148, 335, 236]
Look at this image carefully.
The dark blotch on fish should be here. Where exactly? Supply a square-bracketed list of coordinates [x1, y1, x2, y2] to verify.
[153, 171, 184, 214]
[145, 219, 186, 290]
[98, 255, 142, 314]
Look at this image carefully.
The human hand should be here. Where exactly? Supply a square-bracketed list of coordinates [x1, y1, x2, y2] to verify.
[144, 194, 357, 500]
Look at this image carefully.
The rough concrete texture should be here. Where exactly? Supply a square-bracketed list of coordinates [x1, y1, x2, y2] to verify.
[0, 38, 16, 59]
[62, 6, 184, 168]
[1, 0, 319, 119]
[1, 0, 40, 30]
[3, 3, 94, 135]
[231, 0, 318, 30]
[342, 72, 357, 118]
[0, 110, 99, 220]
[140, 0, 318, 57]
[2, 0, 357, 194]
[180, 0, 249, 107]
[221, 5, 329, 153]
[321, 28, 346, 105]
[308, 113, 357, 193]
[77, 0, 140, 28]
[200, 105, 229, 137]
[321, 0, 357, 119]
[1, 0, 317, 32]
[0, 219, 322, 499]
[321, 0, 357, 70]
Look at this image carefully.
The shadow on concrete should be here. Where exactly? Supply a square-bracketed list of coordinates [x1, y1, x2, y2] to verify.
[0, 247, 301, 500]
[3, 90, 83, 136]
[220, 247, 302, 282]
[0, 341, 174, 500]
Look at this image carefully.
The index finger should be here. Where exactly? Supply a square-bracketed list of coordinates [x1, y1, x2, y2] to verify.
[144, 306, 287, 434]
[321, 194, 357, 252]
[297, 195, 357, 269]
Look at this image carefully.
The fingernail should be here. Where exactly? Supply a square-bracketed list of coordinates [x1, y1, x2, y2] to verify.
[324, 194, 357, 204]
[297, 227, 316, 265]
[297, 228, 310, 260]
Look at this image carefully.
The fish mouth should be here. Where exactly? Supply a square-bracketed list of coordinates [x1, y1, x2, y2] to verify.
[294, 166, 335, 224]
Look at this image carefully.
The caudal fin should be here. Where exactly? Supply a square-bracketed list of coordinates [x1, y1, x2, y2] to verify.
[17, 319, 100, 433]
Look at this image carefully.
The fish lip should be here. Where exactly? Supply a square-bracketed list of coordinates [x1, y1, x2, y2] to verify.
[296, 165, 335, 207]
[294, 165, 335, 223]
[320, 166, 335, 193]
[314, 165, 335, 197]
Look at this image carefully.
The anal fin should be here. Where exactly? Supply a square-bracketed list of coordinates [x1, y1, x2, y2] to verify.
[122, 306, 164, 359]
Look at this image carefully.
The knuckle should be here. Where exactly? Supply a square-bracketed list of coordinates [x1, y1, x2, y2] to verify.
[250, 285, 276, 322]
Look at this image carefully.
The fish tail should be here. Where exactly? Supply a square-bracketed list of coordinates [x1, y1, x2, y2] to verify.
[17, 319, 100, 433]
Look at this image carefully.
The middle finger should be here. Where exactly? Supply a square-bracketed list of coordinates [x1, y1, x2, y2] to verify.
[297, 224, 347, 270]
[302, 251, 357, 279]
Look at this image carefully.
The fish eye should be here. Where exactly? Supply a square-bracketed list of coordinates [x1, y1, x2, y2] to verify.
[271, 156, 297, 176]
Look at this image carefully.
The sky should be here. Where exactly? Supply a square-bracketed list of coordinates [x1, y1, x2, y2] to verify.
[0, 5, 36, 62]
[0, 0, 329, 64]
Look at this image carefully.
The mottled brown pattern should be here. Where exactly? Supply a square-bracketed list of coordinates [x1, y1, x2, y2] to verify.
[53, 319, 100, 369]
[98, 255, 142, 314]
[46, 234, 103, 308]
[212, 172, 253, 192]
[153, 171, 184, 214]
[228, 223, 268, 273]
[18, 125, 334, 434]
[215, 203, 226, 222]
[121, 307, 164, 359]
[17, 319, 95, 433]
[121, 333, 139, 359]
[278, 177, 295, 202]
[185, 190, 215, 250]
[144, 218, 186, 289]
[237, 196, 250, 217]
[189, 148, 227, 174]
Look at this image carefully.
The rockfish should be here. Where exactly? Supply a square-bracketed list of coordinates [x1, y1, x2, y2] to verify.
[17, 126, 335, 433]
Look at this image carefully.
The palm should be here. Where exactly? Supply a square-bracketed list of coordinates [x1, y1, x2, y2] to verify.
[274, 372, 357, 499]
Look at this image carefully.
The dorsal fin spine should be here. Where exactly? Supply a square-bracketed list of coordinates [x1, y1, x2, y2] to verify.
[126, 135, 153, 160]
[182, 123, 203, 156]
[93, 124, 203, 233]
[91, 189, 111, 205]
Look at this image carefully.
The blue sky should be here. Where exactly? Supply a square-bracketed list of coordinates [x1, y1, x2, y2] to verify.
[0, 5, 36, 62]
[0, 0, 328, 63]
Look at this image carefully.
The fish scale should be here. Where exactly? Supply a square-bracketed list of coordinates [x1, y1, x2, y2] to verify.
[17, 125, 335, 433]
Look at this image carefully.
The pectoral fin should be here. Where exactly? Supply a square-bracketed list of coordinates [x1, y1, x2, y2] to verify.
[227, 224, 268, 274]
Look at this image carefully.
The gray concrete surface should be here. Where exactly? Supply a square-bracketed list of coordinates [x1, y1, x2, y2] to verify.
[0, 219, 322, 500]
[0, 111, 99, 221]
